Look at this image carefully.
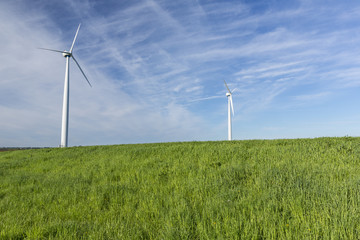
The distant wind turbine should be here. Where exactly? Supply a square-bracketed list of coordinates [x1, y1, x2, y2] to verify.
[224, 80, 235, 141]
[39, 24, 91, 148]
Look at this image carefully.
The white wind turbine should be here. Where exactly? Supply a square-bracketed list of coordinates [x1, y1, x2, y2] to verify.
[39, 24, 91, 148]
[224, 80, 235, 141]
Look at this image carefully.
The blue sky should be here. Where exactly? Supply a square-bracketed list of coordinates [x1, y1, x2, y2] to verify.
[2, 0, 360, 147]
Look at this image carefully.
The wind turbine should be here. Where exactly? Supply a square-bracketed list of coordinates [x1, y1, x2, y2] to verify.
[39, 24, 91, 148]
[224, 80, 234, 141]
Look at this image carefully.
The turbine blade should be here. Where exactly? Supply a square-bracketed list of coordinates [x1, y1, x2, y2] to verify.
[69, 23, 81, 53]
[230, 95, 234, 115]
[189, 95, 223, 103]
[38, 48, 65, 54]
[224, 80, 231, 93]
[72, 55, 92, 87]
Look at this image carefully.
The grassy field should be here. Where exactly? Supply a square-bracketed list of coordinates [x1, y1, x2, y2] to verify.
[1, 137, 360, 239]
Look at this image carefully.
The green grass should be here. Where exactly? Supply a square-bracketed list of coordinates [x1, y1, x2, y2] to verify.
[1, 137, 360, 239]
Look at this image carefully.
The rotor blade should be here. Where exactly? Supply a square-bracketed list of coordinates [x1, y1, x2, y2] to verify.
[72, 55, 92, 87]
[224, 80, 231, 94]
[69, 23, 81, 53]
[189, 95, 223, 103]
[230, 95, 234, 115]
[38, 48, 65, 54]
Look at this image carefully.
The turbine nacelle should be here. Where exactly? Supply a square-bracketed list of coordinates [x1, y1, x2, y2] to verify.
[226, 92, 231, 97]
[62, 52, 71, 57]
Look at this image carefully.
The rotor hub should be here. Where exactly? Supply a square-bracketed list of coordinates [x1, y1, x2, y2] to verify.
[226, 92, 231, 97]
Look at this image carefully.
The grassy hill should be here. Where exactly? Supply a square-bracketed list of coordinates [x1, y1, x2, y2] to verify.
[1, 137, 360, 239]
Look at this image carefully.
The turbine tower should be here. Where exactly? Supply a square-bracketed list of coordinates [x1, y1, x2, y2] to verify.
[40, 24, 91, 148]
[224, 80, 234, 141]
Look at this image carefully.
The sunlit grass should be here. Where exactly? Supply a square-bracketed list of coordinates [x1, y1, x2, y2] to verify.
[1, 137, 360, 239]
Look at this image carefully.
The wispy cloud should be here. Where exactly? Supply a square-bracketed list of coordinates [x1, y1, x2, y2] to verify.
[294, 92, 331, 102]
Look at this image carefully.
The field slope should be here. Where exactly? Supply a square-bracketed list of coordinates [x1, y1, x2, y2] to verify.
[1, 137, 360, 239]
